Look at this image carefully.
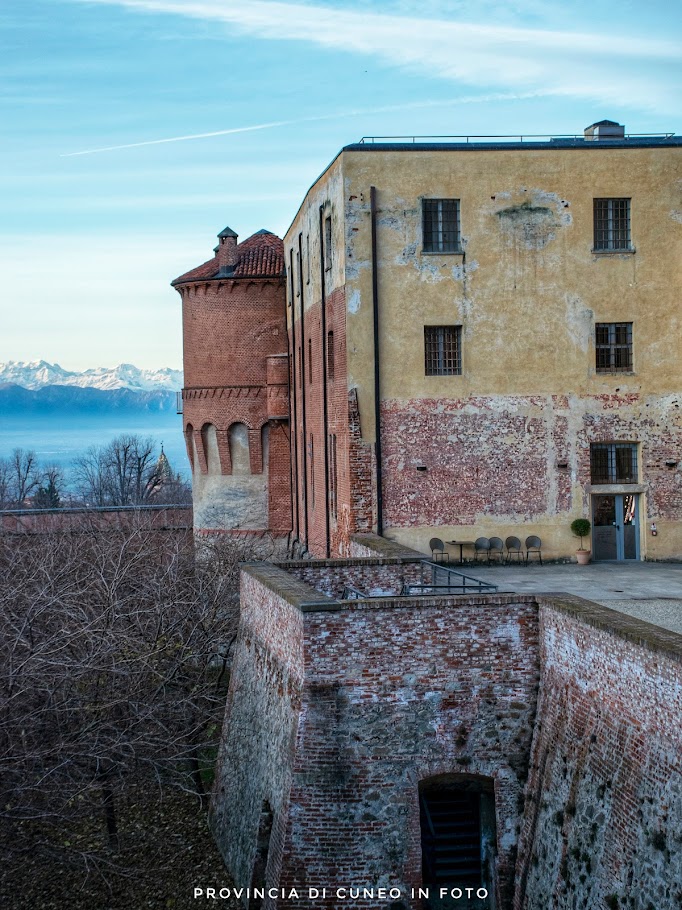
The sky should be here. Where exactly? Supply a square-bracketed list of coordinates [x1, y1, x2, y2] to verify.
[2, 0, 680, 371]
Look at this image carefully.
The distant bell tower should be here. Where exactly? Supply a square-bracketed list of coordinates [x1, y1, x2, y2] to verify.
[172, 227, 291, 540]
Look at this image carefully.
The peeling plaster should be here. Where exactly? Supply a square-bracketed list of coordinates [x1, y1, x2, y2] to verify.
[348, 289, 362, 314]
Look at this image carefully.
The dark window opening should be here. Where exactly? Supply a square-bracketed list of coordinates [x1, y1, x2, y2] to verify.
[425, 326, 462, 376]
[329, 433, 338, 521]
[308, 338, 313, 384]
[327, 330, 335, 382]
[596, 322, 632, 372]
[423, 199, 461, 253]
[309, 434, 315, 507]
[590, 443, 638, 484]
[324, 216, 332, 270]
[593, 198, 631, 251]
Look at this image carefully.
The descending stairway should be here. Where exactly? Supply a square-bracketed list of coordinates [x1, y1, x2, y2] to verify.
[420, 790, 482, 886]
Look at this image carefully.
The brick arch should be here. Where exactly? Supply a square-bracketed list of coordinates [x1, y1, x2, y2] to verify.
[200, 422, 222, 476]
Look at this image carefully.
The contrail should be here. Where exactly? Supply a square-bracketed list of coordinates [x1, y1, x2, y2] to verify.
[60, 119, 300, 156]
[61, 91, 548, 157]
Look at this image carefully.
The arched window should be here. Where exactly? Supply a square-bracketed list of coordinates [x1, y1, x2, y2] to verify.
[228, 423, 251, 475]
[184, 423, 195, 470]
[201, 423, 220, 475]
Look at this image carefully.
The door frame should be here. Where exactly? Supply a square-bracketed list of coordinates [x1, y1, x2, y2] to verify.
[591, 493, 640, 561]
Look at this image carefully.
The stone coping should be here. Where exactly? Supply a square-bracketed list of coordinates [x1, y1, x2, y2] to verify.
[242, 563, 682, 664]
[536, 593, 682, 665]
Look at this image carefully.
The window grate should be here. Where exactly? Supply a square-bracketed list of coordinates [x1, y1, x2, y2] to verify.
[425, 326, 462, 375]
[423, 199, 461, 252]
[596, 322, 633, 372]
[594, 198, 631, 250]
[590, 443, 638, 484]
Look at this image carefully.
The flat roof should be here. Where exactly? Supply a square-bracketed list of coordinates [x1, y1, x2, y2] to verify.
[344, 136, 682, 152]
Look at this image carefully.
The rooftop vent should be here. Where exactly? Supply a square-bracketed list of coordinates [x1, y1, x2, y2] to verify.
[584, 120, 625, 140]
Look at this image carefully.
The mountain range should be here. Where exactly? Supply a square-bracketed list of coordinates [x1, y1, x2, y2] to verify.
[0, 361, 182, 392]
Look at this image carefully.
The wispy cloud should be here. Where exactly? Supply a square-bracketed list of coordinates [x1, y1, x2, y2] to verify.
[71, 0, 681, 115]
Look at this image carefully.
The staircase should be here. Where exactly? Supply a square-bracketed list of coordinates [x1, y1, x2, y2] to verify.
[420, 790, 483, 905]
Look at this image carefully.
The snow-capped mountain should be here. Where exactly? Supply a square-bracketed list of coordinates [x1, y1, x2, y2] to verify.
[0, 361, 183, 392]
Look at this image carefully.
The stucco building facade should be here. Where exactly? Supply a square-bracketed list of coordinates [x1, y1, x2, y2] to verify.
[284, 122, 682, 561]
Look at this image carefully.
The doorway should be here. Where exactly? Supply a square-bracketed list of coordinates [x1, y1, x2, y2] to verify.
[418, 775, 496, 908]
[591, 494, 640, 561]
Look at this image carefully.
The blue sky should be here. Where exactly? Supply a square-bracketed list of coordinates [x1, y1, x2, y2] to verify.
[2, 0, 680, 370]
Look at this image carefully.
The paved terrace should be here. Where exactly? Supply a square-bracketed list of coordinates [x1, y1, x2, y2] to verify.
[465, 560, 682, 635]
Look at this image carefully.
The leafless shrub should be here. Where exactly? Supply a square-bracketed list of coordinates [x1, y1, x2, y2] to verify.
[0, 517, 248, 875]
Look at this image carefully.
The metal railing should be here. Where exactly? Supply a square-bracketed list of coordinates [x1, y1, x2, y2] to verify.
[400, 560, 498, 596]
[176, 391, 183, 415]
[358, 132, 675, 144]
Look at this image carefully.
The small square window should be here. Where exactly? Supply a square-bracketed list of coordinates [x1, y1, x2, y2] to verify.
[590, 443, 638, 484]
[593, 198, 631, 251]
[423, 199, 461, 253]
[424, 326, 461, 375]
[596, 322, 633, 372]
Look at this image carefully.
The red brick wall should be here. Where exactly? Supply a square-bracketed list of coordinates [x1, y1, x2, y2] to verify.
[289, 289, 374, 558]
[515, 598, 682, 910]
[178, 274, 291, 534]
[381, 393, 682, 537]
[213, 563, 541, 908]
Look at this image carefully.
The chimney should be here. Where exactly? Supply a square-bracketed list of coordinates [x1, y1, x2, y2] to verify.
[584, 120, 625, 141]
[216, 226, 238, 275]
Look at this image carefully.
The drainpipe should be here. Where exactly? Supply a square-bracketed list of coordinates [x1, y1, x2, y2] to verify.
[370, 186, 384, 537]
[298, 242, 309, 549]
[319, 206, 331, 559]
[288, 247, 300, 543]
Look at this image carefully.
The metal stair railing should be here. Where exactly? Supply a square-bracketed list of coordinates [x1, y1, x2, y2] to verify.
[399, 560, 498, 596]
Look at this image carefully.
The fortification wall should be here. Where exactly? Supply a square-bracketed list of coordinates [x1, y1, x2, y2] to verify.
[212, 563, 540, 909]
[515, 598, 682, 910]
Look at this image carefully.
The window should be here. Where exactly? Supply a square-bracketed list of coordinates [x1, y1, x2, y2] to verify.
[424, 326, 462, 375]
[329, 433, 338, 521]
[306, 234, 311, 284]
[422, 199, 461, 253]
[593, 198, 631, 251]
[327, 330, 334, 382]
[308, 338, 312, 384]
[596, 323, 633, 372]
[324, 216, 332, 270]
[590, 443, 638, 484]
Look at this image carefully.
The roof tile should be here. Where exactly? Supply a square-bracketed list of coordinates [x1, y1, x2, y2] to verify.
[172, 230, 284, 284]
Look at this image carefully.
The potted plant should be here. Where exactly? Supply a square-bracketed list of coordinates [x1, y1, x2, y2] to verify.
[570, 518, 592, 565]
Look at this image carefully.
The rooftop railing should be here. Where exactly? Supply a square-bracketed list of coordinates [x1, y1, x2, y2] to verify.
[357, 133, 675, 144]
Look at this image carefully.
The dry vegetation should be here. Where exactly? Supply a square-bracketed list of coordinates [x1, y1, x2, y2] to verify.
[0, 522, 252, 909]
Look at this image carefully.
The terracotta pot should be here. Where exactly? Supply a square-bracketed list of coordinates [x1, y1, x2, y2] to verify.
[576, 549, 591, 565]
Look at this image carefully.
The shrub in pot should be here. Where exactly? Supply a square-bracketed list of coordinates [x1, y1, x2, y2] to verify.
[570, 518, 592, 565]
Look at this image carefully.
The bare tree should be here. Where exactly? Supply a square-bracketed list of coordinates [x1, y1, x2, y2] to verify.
[71, 435, 190, 507]
[0, 449, 41, 508]
[0, 520, 245, 875]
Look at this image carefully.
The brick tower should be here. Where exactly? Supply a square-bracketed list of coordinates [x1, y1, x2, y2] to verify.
[172, 227, 291, 539]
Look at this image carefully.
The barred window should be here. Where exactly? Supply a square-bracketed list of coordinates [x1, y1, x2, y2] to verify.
[593, 198, 631, 251]
[590, 443, 638, 484]
[423, 199, 461, 253]
[424, 326, 462, 376]
[596, 322, 633, 372]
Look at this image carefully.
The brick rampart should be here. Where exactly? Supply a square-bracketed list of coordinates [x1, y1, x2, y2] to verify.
[515, 597, 682, 910]
[212, 563, 540, 908]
